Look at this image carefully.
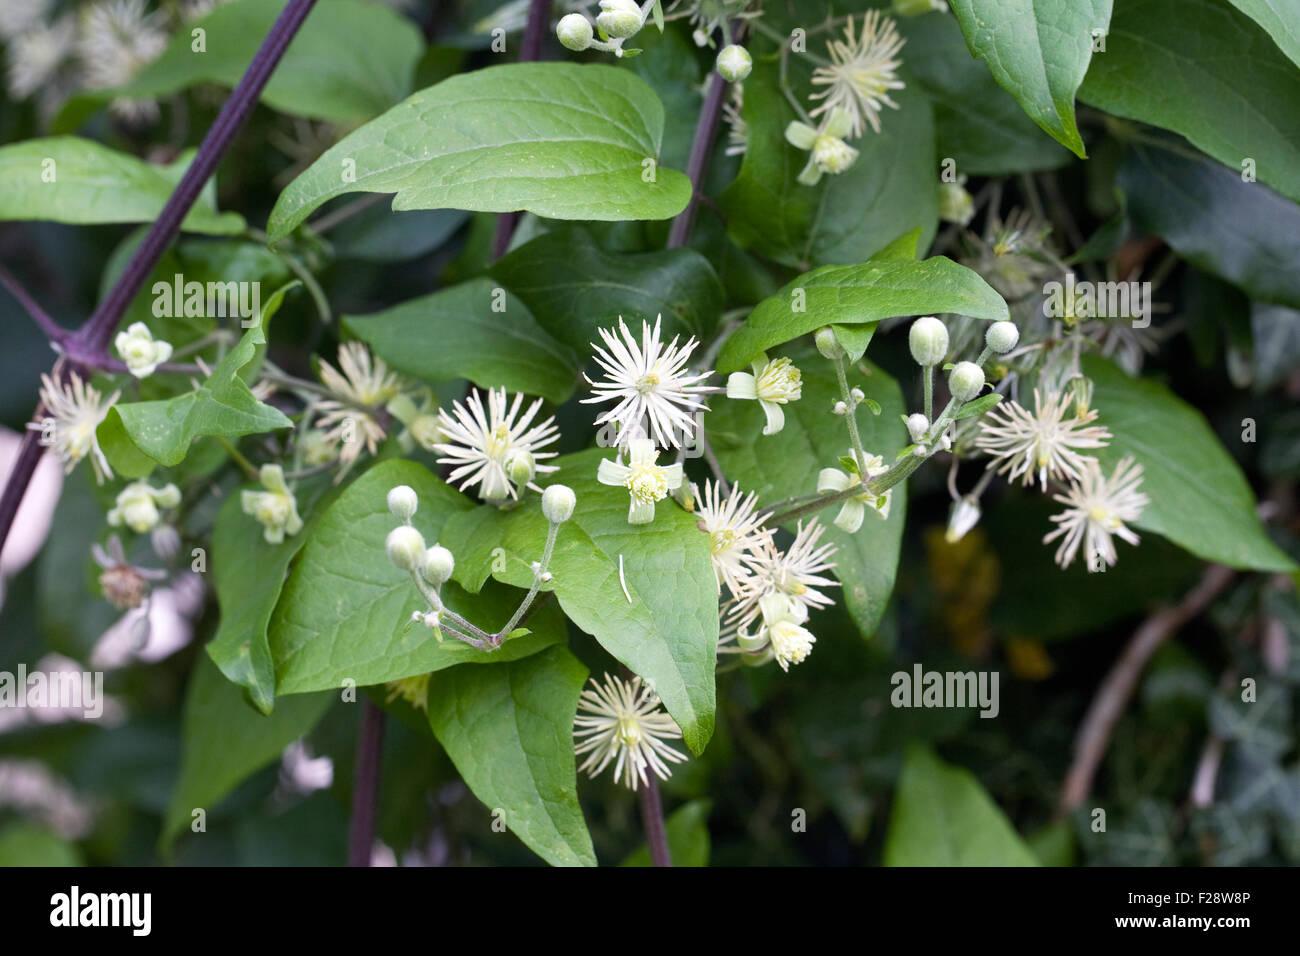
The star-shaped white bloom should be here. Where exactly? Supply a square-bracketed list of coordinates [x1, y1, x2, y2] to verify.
[597, 437, 683, 525]
[434, 387, 560, 502]
[809, 10, 906, 138]
[694, 479, 772, 597]
[816, 451, 891, 533]
[974, 387, 1111, 490]
[726, 353, 802, 435]
[737, 593, 817, 672]
[1043, 456, 1149, 572]
[726, 519, 839, 638]
[582, 315, 713, 452]
[29, 370, 120, 484]
[316, 342, 409, 477]
[573, 673, 686, 791]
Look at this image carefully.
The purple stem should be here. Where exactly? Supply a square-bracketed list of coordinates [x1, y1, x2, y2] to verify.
[72, 0, 320, 359]
[665, 33, 736, 250]
[0, 263, 67, 344]
[0, 0, 321, 564]
[638, 775, 672, 867]
[348, 699, 386, 866]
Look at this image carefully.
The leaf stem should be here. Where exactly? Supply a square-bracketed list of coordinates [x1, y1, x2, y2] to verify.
[0, 263, 67, 344]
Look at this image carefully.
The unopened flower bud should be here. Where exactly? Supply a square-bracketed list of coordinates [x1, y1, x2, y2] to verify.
[894, 0, 947, 15]
[948, 361, 985, 402]
[815, 326, 845, 360]
[985, 321, 1020, 354]
[542, 483, 576, 524]
[556, 13, 594, 50]
[596, 0, 642, 39]
[832, 400, 848, 416]
[387, 485, 418, 521]
[905, 413, 929, 443]
[421, 545, 455, 587]
[946, 495, 981, 543]
[505, 449, 536, 487]
[716, 44, 752, 82]
[909, 316, 949, 366]
[937, 179, 975, 225]
[386, 525, 426, 571]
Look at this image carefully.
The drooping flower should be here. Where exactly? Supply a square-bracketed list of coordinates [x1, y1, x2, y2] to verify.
[723, 83, 748, 156]
[241, 464, 304, 545]
[1043, 456, 1149, 572]
[91, 535, 166, 611]
[726, 353, 802, 435]
[739, 593, 817, 672]
[694, 479, 771, 597]
[974, 387, 1111, 490]
[114, 321, 173, 378]
[582, 315, 713, 452]
[597, 438, 683, 525]
[29, 371, 120, 484]
[808, 11, 906, 137]
[816, 452, 891, 532]
[434, 388, 560, 502]
[316, 342, 409, 476]
[107, 480, 180, 534]
[573, 674, 686, 791]
[785, 108, 860, 186]
[945, 495, 981, 543]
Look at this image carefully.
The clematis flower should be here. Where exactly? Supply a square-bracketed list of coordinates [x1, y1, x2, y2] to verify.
[816, 451, 891, 532]
[726, 353, 802, 435]
[596, 437, 683, 525]
[241, 464, 303, 544]
[785, 108, 859, 185]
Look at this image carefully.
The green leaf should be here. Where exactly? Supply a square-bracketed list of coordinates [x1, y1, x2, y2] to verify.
[69, 0, 422, 126]
[426, 646, 595, 867]
[720, 58, 938, 270]
[884, 743, 1039, 865]
[267, 63, 690, 241]
[269, 460, 565, 695]
[441, 448, 718, 754]
[343, 278, 579, 405]
[948, 0, 1111, 159]
[161, 655, 331, 849]
[715, 241, 1008, 374]
[899, 12, 1074, 174]
[1225, 0, 1300, 69]
[0, 138, 242, 234]
[1080, 0, 1300, 203]
[708, 347, 907, 638]
[97, 285, 295, 476]
[1084, 355, 1297, 572]
[206, 474, 336, 715]
[0, 825, 83, 867]
[622, 799, 711, 866]
[953, 392, 1003, 420]
[1117, 143, 1300, 310]
[489, 226, 724, 352]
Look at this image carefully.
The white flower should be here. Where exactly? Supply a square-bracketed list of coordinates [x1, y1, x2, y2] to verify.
[316, 343, 408, 476]
[723, 83, 747, 157]
[6, 15, 74, 101]
[975, 387, 1111, 490]
[727, 519, 838, 637]
[107, 480, 180, 534]
[816, 453, 891, 532]
[1043, 457, 1148, 572]
[28, 371, 120, 484]
[726, 353, 802, 435]
[809, 11, 906, 137]
[240, 464, 303, 544]
[785, 108, 859, 186]
[434, 388, 560, 502]
[573, 674, 686, 791]
[0, 0, 51, 40]
[695, 479, 771, 597]
[945, 495, 981, 543]
[113, 322, 173, 378]
[582, 315, 713, 452]
[78, 0, 169, 123]
[742, 593, 817, 672]
[597, 438, 683, 525]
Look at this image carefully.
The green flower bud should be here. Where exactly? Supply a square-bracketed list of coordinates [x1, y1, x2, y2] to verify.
[421, 545, 455, 587]
[387, 485, 418, 521]
[715, 44, 752, 82]
[596, 0, 642, 39]
[948, 361, 985, 402]
[905, 413, 929, 443]
[505, 449, 536, 487]
[556, 13, 594, 51]
[814, 326, 846, 360]
[386, 525, 427, 572]
[937, 180, 975, 226]
[985, 321, 1020, 354]
[908, 316, 949, 366]
[542, 484, 576, 524]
